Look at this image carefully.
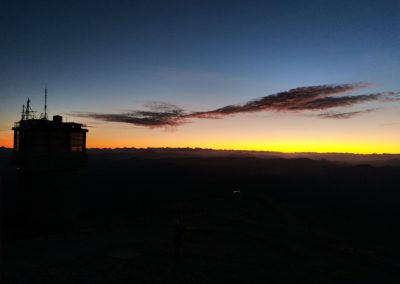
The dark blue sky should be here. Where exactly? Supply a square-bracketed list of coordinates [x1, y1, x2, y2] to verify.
[1, 0, 399, 151]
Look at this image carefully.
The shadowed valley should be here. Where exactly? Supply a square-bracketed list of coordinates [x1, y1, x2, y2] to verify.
[1, 148, 400, 283]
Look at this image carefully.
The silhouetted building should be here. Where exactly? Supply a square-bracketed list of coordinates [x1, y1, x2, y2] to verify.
[12, 97, 88, 170]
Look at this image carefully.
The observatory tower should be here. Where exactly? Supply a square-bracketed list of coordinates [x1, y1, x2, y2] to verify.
[12, 89, 88, 170]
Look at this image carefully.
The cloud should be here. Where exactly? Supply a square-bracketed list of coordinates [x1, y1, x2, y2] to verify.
[318, 108, 380, 119]
[290, 93, 385, 110]
[71, 83, 398, 127]
[73, 103, 186, 127]
[188, 83, 371, 118]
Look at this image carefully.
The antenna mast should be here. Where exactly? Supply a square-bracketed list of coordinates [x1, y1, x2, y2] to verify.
[25, 98, 36, 119]
[44, 87, 48, 120]
[26, 99, 30, 119]
[21, 104, 25, 120]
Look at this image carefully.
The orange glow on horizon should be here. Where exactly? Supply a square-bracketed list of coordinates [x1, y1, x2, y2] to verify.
[0, 133, 13, 148]
[1, 137, 398, 154]
[85, 138, 400, 154]
[1, 124, 399, 154]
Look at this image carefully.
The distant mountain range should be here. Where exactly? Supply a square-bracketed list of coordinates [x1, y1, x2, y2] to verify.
[1, 146, 400, 167]
[86, 147, 400, 167]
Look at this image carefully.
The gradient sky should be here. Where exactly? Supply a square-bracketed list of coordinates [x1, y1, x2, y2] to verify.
[1, 0, 399, 153]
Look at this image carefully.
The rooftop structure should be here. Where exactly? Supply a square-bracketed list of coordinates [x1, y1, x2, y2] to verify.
[12, 91, 88, 170]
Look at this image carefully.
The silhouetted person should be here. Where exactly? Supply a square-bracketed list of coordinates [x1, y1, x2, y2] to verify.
[173, 218, 185, 260]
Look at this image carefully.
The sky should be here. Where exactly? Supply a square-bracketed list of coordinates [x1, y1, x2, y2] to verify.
[1, 0, 400, 153]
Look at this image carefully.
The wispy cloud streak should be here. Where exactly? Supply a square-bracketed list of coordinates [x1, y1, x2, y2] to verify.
[318, 108, 380, 119]
[73, 103, 185, 127]
[188, 83, 370, 118]
[71, 83, 399, 127]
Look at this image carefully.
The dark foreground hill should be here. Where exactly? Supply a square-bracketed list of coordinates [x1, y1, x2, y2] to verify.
[86, 147, 400, 166]
[1, 149, 400, 283]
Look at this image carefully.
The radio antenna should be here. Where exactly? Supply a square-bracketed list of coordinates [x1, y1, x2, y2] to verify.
[21, 104, 25, 120]
[44, 87, 48, 119]
[40, 87, 48, 120]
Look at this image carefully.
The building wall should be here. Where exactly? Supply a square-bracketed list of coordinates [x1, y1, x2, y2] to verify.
[14, 129, 86, 154]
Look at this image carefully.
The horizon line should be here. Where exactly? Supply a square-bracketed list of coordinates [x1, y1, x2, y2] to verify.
[2, 146, 399, 155]
[87, 147, 400, 155]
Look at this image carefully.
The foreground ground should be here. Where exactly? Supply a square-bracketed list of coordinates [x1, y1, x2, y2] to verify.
[2, 150, 400, 283]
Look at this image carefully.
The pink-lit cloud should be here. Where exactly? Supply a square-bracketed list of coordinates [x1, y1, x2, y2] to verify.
[72, 83, 399, 127]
